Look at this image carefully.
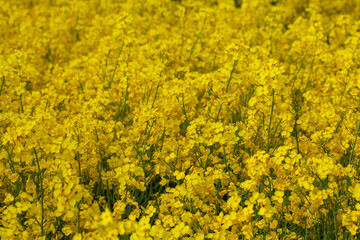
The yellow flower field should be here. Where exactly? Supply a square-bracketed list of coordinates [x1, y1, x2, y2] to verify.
[1, 0, 360, 239]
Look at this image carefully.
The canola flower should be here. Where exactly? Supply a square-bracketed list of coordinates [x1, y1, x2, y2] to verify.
[1, 0, 360, 239]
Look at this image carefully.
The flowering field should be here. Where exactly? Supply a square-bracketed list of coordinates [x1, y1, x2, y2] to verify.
[1, 0, 360, 239]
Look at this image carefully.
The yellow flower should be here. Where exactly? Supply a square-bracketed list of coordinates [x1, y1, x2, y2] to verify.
[100, 209, 113, 226]
[62, 226, 73, 236]
[3, 193, 14, 204]
[353, 183, 360, 201]
[270, 220, 278, 229]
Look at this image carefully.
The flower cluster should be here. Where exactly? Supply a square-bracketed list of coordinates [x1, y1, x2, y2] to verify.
[1, 0, 360, 239]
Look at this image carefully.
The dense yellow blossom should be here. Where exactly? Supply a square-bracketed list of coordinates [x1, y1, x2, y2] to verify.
[1, 0, 360, 239]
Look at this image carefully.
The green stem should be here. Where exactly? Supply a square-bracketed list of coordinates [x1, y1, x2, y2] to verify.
[225, 59, 238, 93]
[20, 94, 24, 113]
[151, 82, 160, 109]
[215, 59, 238, 123]
[348, 119, 360, 166]
[0, 76, 4, 95]
[33, 148, 44, 237]
[108, 41, 125, 89]
[103, 50, 111, 81]
[187, 16, 206, 62]
[77, 134, 82, 184]
[266, 89, 275, 154]
[77, 202, 81, 233]
[138, 120, 155, 166]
